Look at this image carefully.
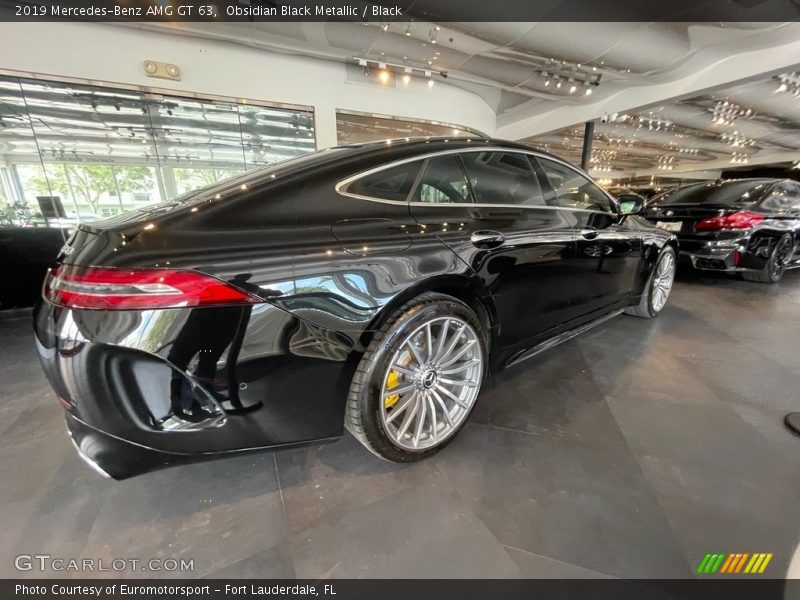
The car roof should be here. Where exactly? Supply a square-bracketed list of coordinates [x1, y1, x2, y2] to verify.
[156, 137, 582, 211]
[650, 178, 784, 206]
[334, 136, 569, 164]
[679, 177, 781, 190]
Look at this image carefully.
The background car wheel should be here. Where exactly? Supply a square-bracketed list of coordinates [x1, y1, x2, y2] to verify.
[742, 234, 793, 283]
[626, 246, 677, 319]
[345, 292, 487, 462]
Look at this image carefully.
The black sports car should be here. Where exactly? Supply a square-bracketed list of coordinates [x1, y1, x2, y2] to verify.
[643, 178, 800, 282]
[33, 138, 677, 478]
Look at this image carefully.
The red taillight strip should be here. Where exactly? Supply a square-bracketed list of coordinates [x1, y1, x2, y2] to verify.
[44, 264, 260, 310]
[696, 211, 764, 231]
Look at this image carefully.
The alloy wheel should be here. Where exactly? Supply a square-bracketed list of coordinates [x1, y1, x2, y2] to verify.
[651, 251, 676, 313]
[379, 316, 483, 450]
[771, 237, 792, 281]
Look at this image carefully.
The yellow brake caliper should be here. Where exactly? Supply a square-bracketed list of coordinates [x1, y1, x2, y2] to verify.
[385, 350, 413, 409]
[384, 369, 401, 409]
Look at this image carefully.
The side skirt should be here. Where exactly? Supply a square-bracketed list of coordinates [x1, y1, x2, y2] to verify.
[503, 308, 626, 369]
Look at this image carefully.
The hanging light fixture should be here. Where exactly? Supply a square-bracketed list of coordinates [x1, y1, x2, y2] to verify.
[377, 62, 390, 84]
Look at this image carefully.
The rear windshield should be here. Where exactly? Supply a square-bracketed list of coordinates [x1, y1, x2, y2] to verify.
[655, 180, 771, 206]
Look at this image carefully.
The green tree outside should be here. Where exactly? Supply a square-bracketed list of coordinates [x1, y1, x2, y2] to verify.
[27, 164, 154, 215]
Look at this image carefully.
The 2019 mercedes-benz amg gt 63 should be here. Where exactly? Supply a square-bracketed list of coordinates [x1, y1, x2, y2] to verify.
[34, 138, 678, 479]
[643, 178, 800, 283]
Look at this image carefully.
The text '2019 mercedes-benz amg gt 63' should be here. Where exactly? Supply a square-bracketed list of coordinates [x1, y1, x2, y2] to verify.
[643, 178, 800, 282]
[34, 138, 678, 479]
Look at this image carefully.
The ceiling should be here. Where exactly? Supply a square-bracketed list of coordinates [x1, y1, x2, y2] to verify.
[122, 21, 797, 117]
[4, 18, 798, 181]
[116, 20, 800, 180]
[523, 69, 800, 179]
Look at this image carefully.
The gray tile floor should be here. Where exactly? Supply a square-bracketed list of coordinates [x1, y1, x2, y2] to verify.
[1, 270, 799, 579]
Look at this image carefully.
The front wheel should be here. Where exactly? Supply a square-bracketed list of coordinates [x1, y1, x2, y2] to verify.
[626, 246, 676, 319]
[345, 293, 487, 462]
[742, 234, 793, 283]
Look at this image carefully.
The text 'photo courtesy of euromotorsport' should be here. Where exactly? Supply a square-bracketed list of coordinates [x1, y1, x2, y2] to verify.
[0, 1, 799, 599]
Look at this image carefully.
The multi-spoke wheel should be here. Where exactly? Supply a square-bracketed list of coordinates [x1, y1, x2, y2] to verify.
[743, 234, 793, 283]
[626, 246, 677, 319]
[650, 249, 675, 312]
[345, 293, 487, 461]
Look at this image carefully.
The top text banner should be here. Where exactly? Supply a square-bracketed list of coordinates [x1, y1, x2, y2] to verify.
[1, 0, 799, 22]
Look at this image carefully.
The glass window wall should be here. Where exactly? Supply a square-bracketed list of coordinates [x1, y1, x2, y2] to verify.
[0, 75, 316, 229]
[336, 110, 479, 144]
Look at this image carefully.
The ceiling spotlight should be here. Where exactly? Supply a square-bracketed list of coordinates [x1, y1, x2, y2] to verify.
[776, 82, 788, 93]
[556, 80, 562, 89]
[427, 79, 434, 88]
[405, 22, 412, 36]
[569, 84, 577, 94]
[545, 80, 550, 87]
[402, 73, 411, 85]
[585, 88, 592, 96]
[378, 69, 390, 83]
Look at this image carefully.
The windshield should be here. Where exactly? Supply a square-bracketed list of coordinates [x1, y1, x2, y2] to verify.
[654, 180, 771, 207]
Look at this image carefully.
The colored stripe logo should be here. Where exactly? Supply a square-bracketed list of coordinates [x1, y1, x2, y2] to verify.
[696, 553, 773, 574]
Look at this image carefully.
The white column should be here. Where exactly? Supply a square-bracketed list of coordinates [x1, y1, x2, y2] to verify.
[313, 105, 339, 149]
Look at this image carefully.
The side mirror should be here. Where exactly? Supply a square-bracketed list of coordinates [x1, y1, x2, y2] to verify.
[617, 195, 644, 215]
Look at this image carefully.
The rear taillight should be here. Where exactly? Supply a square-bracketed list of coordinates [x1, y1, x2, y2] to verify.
[696, 211, 764, 231]
[43, 264, 259, 310]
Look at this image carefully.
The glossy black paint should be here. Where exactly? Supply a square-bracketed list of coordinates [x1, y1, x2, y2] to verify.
[643, 178, 800, 273]
[33, 138, 676, 478]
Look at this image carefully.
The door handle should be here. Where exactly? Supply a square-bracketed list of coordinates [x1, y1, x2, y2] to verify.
[471, 230, 505, 248]
[580, 227, 599, 240]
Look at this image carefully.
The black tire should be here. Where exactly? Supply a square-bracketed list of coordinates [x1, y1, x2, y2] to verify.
[626, 246, 677, 319]
[742, 234, 793, 283]
[345, 292, 487, 462]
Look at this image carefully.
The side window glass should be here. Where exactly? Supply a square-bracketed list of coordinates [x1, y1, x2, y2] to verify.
[344, 161, 421, 201]
[535, 157, 615, 214]
[789, 183, 800, 211]
[413, 155, 472, 204]
[761, 183, 794, 212]
[459, 152, 546, 206]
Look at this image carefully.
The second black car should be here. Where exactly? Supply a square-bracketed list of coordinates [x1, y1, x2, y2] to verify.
[643, 178, 800, 282]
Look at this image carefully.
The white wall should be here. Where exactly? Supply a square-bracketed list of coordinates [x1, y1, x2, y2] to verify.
[0, 22, 496, 148]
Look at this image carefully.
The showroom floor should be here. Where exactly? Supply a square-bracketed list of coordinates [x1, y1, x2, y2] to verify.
[1, 270, 799, 580]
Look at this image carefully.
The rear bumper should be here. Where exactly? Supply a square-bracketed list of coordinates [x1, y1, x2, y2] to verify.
[684, 246, 743, 272]
[64, 412, 338, 480]
[34, 300, 361, 478]
[677, 236, 768, 273]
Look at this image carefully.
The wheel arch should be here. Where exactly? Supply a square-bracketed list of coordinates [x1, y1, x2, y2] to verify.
[633, 234, 677, 299]
[359, 274, 498, 356]
[744, 228, 794, 268]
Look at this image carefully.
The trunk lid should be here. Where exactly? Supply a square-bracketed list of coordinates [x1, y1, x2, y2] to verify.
[643, 204, 750, 250]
